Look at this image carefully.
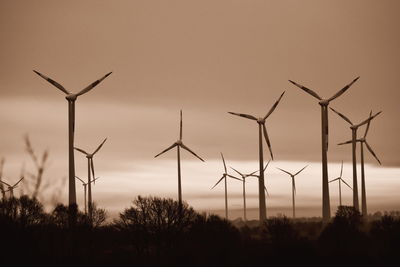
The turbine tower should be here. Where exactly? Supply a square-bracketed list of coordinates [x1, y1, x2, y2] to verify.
[330, 108, 381, 211]
[276, 165, 308, 218]
[0, 158, 5, 199]
[211, 153, 241, 219]
[289, 77, 359, 222]
[75, 176, 100, 215]
[75, 138, 107, 221]
[337, 111, 381, 216]
[155, 110, 204, 209]
[329, 161, 352, 207]
[229, 91, 285, 222]
[34, 70, 112, 225]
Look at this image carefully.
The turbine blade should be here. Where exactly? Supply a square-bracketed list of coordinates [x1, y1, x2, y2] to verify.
[340, 161, 343, 177]
[329, 177, 340, 183]
[13, 177, 24, 187]
[329, 107, 353, 125]
[355, 111, 382, 128]
[365, 141, 382, 165]
[262, 124, 273, 160]
[220, 152, 227, 173]
[76, 72, 112, 97]
[154, 143, 177, 158]
[227, 174, 242, 182]
[180, 143, 205, 162]
[263, 160, 271, 172]
[294, 165, 308, 176]
[324, 106, 329, 150]
[180, 110, 183, 140]
[341, 179, 353, 190]
[276, 167, 293, 176]
[288, 80, 322, 100]
[263, 91, 285, 120]
[230, 167, 244, 177]
[33, 70, 70, 95]
[264, 186, 270, 197]
[211, 176, 225, 189]
[293, 179, 296, 195]
[327, 76, 360, 102]
[89, 177, 100, 184]
[338, 140, 352, 145]
[74, 147, 89, 155]
[248, 170, 259, 176]
[0, 180, 11, 187]
[93, 138, 107, 155]
[228, 112, 257, 121]
[75, 176, 85, 184]
[91, 158, 96, 185]
[364, 110, 372, 138]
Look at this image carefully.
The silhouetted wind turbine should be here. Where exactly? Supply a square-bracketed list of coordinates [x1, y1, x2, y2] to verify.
[0, 176, 24, 198]
[155, 110, 204, 209]
[330, 108, 381, 211]
[289, 77, 359, 222]
[75, 176, 100, 215]
[329, 161, 352, 207]
[276, 165, 308, 218]
[230, 166, 260, 222]
[229, 92, 285, 221]
[337, 111, 381, 216]
[211, 153, 241, 219]
[0, 158, 5, 199]
[75, 138, 107, 220]
[34, 70, 112, 221]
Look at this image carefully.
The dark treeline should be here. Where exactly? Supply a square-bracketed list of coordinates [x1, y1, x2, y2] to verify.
[0, 196, 399, 267]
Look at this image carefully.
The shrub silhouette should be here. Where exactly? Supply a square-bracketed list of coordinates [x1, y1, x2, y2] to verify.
[0, 195, 46, 226]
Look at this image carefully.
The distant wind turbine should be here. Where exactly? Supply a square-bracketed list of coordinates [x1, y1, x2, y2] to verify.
[34, 70, 112, 221]
[337, 111, 381, 216]
[0, 176, 24, 198]
[329, 161, 352, 207]
[330, 108, 381, 211]
[0, 158, 5, 199]
[289, 77, 359, 222]
[229, 91, 285, 221]
[75, 138, 107, 220]
[75, 176, 100, 215]
[276, 165, 308, 218]
[211, 153, 241, 219]
[154, 110, 204, 209]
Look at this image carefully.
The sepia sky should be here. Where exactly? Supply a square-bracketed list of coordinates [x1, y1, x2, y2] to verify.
[0, 0, 399, 218]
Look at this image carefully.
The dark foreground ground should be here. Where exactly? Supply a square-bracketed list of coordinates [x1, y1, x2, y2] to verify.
[0, 195, 399, 267]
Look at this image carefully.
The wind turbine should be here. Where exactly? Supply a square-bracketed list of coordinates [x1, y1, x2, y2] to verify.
[211, 153, 242, 219]
[329, 161, 352, 207]
[0, 177, 24, 198]
[154, 110, 205, 209]
[34, 70, 112, 220]
[337, 111, 381, 216]
[75, 176, 100, 215]
[289, 77, 359, 222]
[276, 165, 308, 218]
[229, 91, 285, 221]
[75, 138, 107, 220]
[0, 158, 5, 199]
[330, 108, 381, 211]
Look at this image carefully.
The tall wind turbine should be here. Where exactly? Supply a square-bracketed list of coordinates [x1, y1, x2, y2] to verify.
[75, 138, 107, 220]
[289, 77, 359, 222]
[34, 70, 112, 219]
[211, 153, 241, 219]
[330, 108, 381, 211]
[0, 177, 24, 198]
[155, 110, 205, 209]
[229, 92, 285, 221]
[75, 176, 100, 215]
[337, 111, 381, 216]
[276, 165, 308, 218]
[329, 161, 352, 207]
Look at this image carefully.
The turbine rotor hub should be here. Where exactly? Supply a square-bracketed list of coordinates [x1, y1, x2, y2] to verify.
[257, 118, 265, 124]
[66, 94, 77, 101]
[176, 140, 183, 145]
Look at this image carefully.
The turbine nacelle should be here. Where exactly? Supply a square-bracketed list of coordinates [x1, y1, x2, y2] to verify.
[65, 94, 78, 101]
[176, 140, 183, 146]
[257, 118, 265, 124]
[318, 99, 329, 106]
